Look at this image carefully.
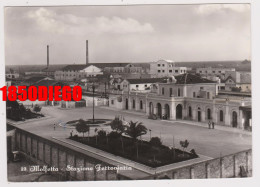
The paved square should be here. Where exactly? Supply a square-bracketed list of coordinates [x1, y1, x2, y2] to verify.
[13, 106, 252, 159]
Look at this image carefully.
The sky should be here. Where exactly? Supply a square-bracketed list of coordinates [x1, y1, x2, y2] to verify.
[4, 4, 251, 65]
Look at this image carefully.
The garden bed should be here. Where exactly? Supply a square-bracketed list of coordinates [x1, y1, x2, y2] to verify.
[65, 119, 111, 127]
[69, 134, 198, 168]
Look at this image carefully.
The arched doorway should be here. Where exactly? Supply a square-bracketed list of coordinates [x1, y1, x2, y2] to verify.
[140, 100, 143, 110]
[165, 104, 170, 119]
[125, 98, 128, 110]
[188, 106, 192, 118]
[197, 107, 201, 122]
[232, 111, 238, 128]
[157, 103, 162, 118]
[207, 108, 211, 120]
[149, 102, 154, 115]
[220, 110, 224, 122]
[176, 104, 183, 119]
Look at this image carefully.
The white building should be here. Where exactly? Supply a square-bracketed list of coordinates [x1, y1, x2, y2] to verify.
[150, 60, 190, 78]
[54, 64, 103, 81]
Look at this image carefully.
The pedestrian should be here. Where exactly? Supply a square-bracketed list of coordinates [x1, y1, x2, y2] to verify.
[212, 121, 215, 129]
[53, 123, 56, 131]
[70, 130, 73, 137]
[208, 120, 211, 129]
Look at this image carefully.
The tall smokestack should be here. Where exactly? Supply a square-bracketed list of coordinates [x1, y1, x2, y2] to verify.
[86, 40, 89, 64]
[47, 45, 49, 67]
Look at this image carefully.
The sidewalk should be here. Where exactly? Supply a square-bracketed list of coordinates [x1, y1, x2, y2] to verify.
[164, 119, 252, 136]
[99, 106, 146, 116]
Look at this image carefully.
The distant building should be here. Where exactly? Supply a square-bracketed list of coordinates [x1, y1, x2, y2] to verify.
[5, 68, 19, 79]
[224, 71, 251, 92]
[54, 64, 103, 81]
[150, 60, 190, 78]
[119, 78, 166, 92]
[196, 67, 236, 80]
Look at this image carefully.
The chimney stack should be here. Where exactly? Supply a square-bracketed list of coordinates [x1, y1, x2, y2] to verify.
[47, 45, 49, 67]
[86, 40, 89, 64]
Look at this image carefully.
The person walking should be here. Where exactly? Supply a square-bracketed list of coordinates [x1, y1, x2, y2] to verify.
[212, 121, 215, 129]
[208, 120, 211, 129]
[53, 123, 56, 131]
[70, 130, 73, 137]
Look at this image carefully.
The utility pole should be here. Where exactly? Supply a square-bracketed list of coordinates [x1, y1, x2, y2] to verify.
[92, 83, 95, 123]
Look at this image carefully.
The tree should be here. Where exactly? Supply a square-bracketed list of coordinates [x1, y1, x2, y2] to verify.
[33, 105, 41, 113]
[110, 116, 127, 153]
[76, 119, 90, 138]
[125, 121, 147, 141]
[150, 137, 162, 147]
[110, 116, 126, 134]
[180, 140, 189, 157]
[125, 121, 147, 158]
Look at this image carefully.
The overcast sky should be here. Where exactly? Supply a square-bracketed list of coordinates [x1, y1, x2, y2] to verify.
[4, 4, 250, 65]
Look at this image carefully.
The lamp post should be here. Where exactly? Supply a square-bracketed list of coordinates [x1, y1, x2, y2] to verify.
[149, 129, 151, 140]
[92, 83, 95, 123]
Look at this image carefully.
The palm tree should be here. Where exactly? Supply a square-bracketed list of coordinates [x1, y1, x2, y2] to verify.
[124, 121, 147, 141]
[125, 121, 147, 158]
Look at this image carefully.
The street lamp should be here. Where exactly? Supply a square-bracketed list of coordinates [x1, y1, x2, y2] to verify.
[92, 83, 95, 123]
[149, 129, 151, 140]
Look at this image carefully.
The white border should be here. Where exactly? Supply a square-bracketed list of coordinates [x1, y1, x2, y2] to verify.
[0, 0, 259, 187]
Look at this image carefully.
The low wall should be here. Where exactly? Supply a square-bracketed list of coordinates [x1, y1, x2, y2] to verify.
[12, 127, 118, 181]
[144, 149, 252, 180]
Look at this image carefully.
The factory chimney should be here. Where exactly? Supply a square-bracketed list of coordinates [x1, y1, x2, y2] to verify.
[47, 45, 49, 67]
[86, 40, 89, 64]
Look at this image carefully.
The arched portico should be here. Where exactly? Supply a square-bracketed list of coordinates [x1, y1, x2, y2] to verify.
[176, 104, 183, 119]
[232, 111, 238, 128]
[164, 104, 170, 119]
[157, 103, 162, 118]
[149, 102, 154, 115]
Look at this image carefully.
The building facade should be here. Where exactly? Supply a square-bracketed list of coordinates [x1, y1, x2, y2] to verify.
[150, 60, 190, 78]
[109, 74, 251, 130]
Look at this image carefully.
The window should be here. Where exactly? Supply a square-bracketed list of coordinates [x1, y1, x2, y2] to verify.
[162, 64, 165, 67]
[175, 70, 178, 73]
[145, 84, 147, 87]
[178, 88, 181, 97]
[162, 70, 165, 73]
[158, 70, 161, 73]
[220, 110, 224, 122]
[213, 71, 215, 73]
[207, 92, 210, 99]
[200, 87, 204, 90]
[200, 71, 202, 73]
[133, 99, 135, 108]
[162, 87, 164, 95]
[219, 71, 221, 73]
[169, 70, 172, 73]
[193, 92, 196, 98]
[158, 64, 161, 67]
[136, 85, 139, 88]
[170, 88, 172, 97]
[111, 100, 114, 105]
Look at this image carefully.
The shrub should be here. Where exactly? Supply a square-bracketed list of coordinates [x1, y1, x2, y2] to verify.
[108, 131, 121, 139]
[150, 137, 162, 147]
[97, 130, 107, 138]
